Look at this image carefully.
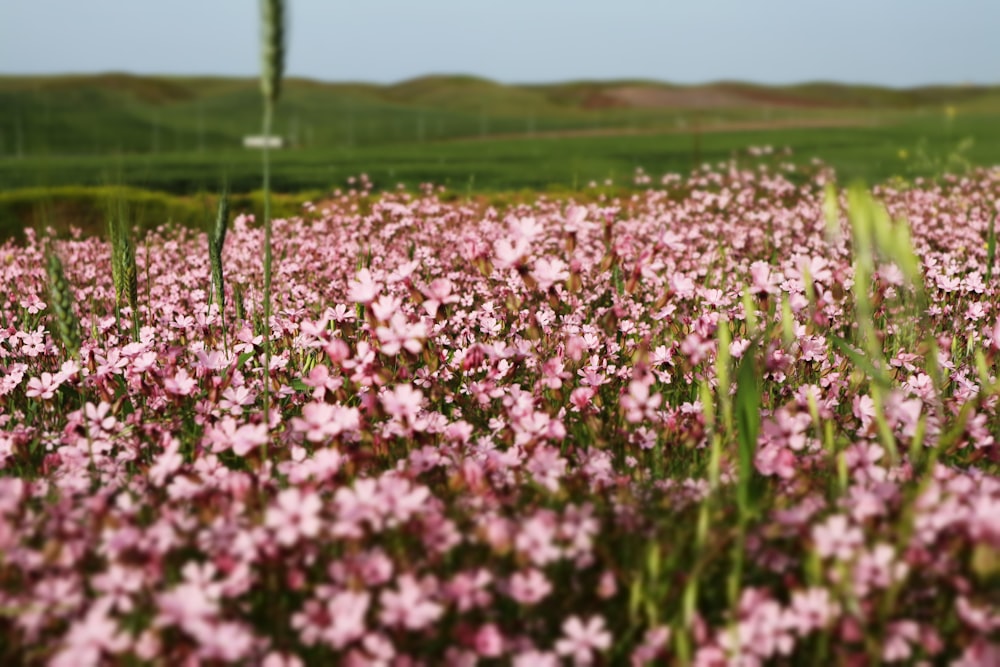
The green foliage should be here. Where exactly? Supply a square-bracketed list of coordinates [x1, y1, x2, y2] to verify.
[0, 186, 314, 241]
[2, 75, 1000, 197]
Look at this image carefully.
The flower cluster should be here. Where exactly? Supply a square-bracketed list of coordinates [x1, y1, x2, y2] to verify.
[0, 161, 998, 664]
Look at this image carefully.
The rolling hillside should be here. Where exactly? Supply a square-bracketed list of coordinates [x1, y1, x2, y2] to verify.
[2, 73, 997, 158]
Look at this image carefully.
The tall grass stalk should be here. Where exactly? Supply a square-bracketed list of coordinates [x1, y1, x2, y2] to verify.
[210, 189, 231, 352]
[46, 250, 81, 357]
[259, 0, 285, 452]
[108, 204, 139, 341]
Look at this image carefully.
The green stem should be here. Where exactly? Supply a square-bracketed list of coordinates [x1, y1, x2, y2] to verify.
[262, 99, 273, 460]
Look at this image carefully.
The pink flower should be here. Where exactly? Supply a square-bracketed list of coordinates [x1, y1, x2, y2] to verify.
[493, 237, 530, 269]
[506, 568, 552, 605]
[266, 488, 323, 546]
[444, 569, 493, 612]
[786, 587, 839, 636]
[375, 313, 427, 356]
[620, 377, 662, 423]
[812, 514, 863, 561]
[421, 278, 459, 318]
[348, 268, 380, 303]
[84, 401, 116, 435]
[164, 368, 197, 396]
[262, 652, 305, 667]
[381, 384, 424, 422]
[514, 510, 562, 565]
[25, 372, 61, 399]
[531, 257, 569, 291]
[509, 215, 544, 240]
[50, 599, 130, 667]
[323, 590, 371, 649]
[473, 623, 504, 657]
[291, 401, 361, 442]
[555, 615, 612, 666]
[378, 574, 443, 631]
[631, 626, 671, 666]
[219, 385, 256, 415]
[230, 421, 269, 456]
[513, 650, 560, 667]
[755, 443, 797, 479]
[750, 260, 778, 295]
[570, 386, 596, 410]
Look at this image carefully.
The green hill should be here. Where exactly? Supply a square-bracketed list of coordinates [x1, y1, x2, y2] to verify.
[0, 73, 998, 215]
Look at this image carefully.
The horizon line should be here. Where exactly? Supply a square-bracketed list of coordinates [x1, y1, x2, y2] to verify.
[0, 70, 996, 91]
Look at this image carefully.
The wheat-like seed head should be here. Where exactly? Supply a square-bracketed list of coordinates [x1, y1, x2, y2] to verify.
[210, 191, 230, 310]
[108, 217, 124, 306]
[260, 0, 286, 104]
[46, 251, 81, 356]
[121, 231, 138, 315]
[212, 190, 230, 252]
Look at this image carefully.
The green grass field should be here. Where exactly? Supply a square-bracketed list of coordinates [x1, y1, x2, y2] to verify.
[1, 73, 999, 237]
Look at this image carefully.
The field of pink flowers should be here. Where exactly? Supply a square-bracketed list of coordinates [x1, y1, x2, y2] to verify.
[1, 161, 999, 665]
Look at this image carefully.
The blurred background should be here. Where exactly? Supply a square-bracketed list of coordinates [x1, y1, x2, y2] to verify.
[1, 0, 998, 234]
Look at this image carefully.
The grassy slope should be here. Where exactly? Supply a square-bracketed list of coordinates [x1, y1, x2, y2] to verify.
[0, 74, 999, 237]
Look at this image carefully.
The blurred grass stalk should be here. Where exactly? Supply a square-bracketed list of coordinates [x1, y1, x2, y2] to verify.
[210, 188, 231, 353]
[828, 182, 996, 659]
[46, 250, 81, 357]
[260, 0, 285, 450]
[107, 200, 139, 341]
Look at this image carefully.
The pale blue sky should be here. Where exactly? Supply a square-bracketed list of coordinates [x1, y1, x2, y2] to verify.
[1, 0, 995, 86]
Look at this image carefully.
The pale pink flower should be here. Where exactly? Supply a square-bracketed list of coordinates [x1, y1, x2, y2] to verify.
[230, 421, 269, 456]
[164, 368, 197, 396]
[261, 652, 305, 667]
[323, 590, 371, 649]
[621, 377, 662, 423]
[506, 568, 552, 605]
[750, 260, 778, 295]
[291, 401, 361, 442]
[421, 278, 459, 318]
[513, 650, 560, 667]
[812, 514, 863, 561]
[555, 615, 612, 666]
[266, 488, 323, 546]
[786, 587, 839, 636]
[444, 569, 493, 612]
[755, 443, 797, 479]
[473, 623, 504, 658]
[378, 574, 443, 631]
[50, 599, 130, 667]
[531, 257, 569, 291]
[381, 384, 424, 422]
[493, 237, 530, 269]
[25, 372, 61, 399]
[509, 215, 544, 240]
[514, 510, 562, 565]
[370, 294, 402, 323]
[375, 312, 427, 355]
[348, 268, 380, 303]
